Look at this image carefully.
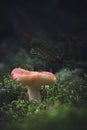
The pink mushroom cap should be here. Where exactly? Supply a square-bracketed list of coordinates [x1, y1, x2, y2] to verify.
[11, 68, 57, 87]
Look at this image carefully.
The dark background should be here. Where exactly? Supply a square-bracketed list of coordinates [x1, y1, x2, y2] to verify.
[0, 0, 87, 66]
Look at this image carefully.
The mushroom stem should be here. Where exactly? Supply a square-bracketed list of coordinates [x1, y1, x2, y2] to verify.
[27, 87, 41, 102]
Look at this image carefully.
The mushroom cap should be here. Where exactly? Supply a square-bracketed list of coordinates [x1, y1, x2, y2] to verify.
[11, 68, 57, 88]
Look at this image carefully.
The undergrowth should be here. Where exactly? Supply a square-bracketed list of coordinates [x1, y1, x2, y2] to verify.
[0, 68, 87, 129]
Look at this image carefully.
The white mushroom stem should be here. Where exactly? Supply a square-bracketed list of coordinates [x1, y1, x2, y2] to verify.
[27, 87, 41, 102]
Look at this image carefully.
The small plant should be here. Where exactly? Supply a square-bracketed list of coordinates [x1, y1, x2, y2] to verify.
[0, 74, 27, 105]
[55, 68, 87, 104]
[3, 99, 47, 120]
[43, 68, 87, 105]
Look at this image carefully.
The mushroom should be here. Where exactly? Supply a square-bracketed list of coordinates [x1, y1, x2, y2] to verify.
[11, 68, 57, 102]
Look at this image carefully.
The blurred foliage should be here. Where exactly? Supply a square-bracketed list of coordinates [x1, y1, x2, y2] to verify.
[0, 36, 83, 74]
[10, 37, 78, 73]
[30, 38, 65, 59]
[13, 49, 34, 70]
[1, 105, 87, 130]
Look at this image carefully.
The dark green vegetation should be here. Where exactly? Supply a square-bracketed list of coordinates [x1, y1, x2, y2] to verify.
[0, 38, 87, 130]
[1, 106, 87, 130]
